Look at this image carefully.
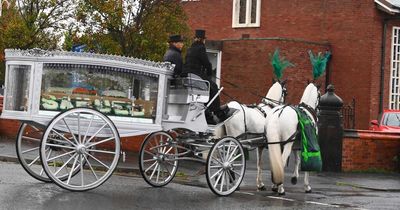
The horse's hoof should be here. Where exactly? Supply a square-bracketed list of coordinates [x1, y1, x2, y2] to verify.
[305, 189, 312, 193]
[257, 186, 267, 191]
[291, 177, 297, 185]
[271, 187, 278, 192]
[278, 191, 286, 196]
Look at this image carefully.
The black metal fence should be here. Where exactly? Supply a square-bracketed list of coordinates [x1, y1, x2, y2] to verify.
[341, 98, 355, 129]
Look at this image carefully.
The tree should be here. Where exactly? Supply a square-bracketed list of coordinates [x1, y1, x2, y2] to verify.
[73, 0, 190, 61]
[0, 0, 74, 83]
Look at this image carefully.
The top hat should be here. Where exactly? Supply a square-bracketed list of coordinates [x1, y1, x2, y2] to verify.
[168, 34, 183, 42]
[195, 29, 206, 39]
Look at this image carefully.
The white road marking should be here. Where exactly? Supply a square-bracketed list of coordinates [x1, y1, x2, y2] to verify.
[267, 196, 295, 202]
[238, 192, 255, 196]
[304, 201, 340, 207]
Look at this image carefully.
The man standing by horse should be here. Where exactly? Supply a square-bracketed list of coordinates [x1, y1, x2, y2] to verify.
[183, 29, 227, 124]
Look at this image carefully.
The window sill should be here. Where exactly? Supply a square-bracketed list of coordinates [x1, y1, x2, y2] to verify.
[232, 24, 260, 29]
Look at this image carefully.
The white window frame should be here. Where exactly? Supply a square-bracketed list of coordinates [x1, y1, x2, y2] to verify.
[206, 49, 222, 87]
[232, 0, 261, 28]
[389, 26, 400, 109]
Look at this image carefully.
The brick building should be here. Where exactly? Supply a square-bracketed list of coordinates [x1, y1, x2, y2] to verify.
[181, 0, 400, 129]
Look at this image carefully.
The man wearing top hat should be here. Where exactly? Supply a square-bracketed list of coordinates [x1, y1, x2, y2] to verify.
[183, 29, 227, 124]
[164, 34, 184, 77]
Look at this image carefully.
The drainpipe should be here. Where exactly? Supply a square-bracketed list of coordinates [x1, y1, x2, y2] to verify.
[379, 19, 387, 115]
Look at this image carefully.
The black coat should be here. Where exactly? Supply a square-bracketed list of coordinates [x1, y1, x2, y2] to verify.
[163, 46, 183, 77]
[183, 41, 212, 80]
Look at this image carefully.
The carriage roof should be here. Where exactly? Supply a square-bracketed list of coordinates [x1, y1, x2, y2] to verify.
[4, 48, 175, 76]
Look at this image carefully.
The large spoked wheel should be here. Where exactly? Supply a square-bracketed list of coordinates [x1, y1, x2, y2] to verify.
[40, 108, 120, 191]
[16, 123, 51, 182]
[206, 137, 246, 196]
[139, 131, 178, 187]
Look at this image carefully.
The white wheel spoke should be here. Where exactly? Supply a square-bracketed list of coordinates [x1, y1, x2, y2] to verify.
[67, 155, 79, 184]
[83, 154, 98, 180]
[232, 169, 241, 176]
[143, 159, 157, 163]
[22, 147, 39, 154]
[28, 155, 40, 167]
[21, 136, 41, 142]
[86, 149, 115, 155]
[85, 123, 108, 145]
[227, 145, 238, 162]
[156, 163, 161, 183]
[210, 168, 223, 180]
[47, 150, 75, 162]
[86, 137, 115, 148]
[54, 153, 77, 176]
[211, 156, 223, 166]
[47, 137, 74, 146]
[51, 129, 77, 147]
[220, 171, 225, 192]
[63, 119, 79, 145]
[145, 150, 157, 157]
[213, 170, 224, 188]
[80, 155, 84, 186]
[149, 163, 159, 181]
[78, 113, 81, 144]
[226, 171, 230, 190]
[226, 142, 232, 161]
[145, 161, 158, 173]
[82, 114, 94, 144]
[85, 152, 110, 169]
[232, 163, 243, 167]
[46, 143, 75, 150]
[209, 165, 222, 169]
[230, 154, 242, 163]
[227, 169, 235, 183]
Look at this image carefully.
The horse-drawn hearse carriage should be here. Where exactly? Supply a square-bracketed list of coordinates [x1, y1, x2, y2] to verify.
[1, 48, 325, 196]
[1, 49, 251, 195]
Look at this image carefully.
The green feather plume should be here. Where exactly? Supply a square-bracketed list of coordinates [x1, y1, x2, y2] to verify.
[271, 49, 294, 80]
[309, 50, 331, 80]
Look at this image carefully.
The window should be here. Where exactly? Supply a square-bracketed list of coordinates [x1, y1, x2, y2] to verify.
[232, 0, 261, 28]
[40, 63, 159, 123]
[5, 64, 32, 111]
[390, 27, 400, 109]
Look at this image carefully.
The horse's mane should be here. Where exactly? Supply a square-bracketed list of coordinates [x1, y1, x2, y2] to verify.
[300, 83, 318, 109]
[265, 82, 283, 102]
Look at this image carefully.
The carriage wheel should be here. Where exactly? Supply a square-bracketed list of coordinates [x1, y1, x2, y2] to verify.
[16, 123, 51, 182]
[40, 108, 120, 191]
[139, 131, 178, 187]
[206, 137, 246, 196]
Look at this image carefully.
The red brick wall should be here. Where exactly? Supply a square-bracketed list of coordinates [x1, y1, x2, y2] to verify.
[219, 39, 328, 104]
[182, 0, 397, 129]
[342, 130, 400, 172]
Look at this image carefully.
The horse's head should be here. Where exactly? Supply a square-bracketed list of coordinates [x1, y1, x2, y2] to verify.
[264, 80, 287, 105]
[300, 83, 320, 110]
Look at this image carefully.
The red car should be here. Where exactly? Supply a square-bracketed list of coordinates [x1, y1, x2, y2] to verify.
[370, 110, 400, 132]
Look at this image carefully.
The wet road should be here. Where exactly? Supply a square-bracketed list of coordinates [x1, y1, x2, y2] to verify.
[0, 161, 399, 210]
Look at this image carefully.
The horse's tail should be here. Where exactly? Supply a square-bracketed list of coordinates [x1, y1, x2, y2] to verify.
[266, 115, 284, 185]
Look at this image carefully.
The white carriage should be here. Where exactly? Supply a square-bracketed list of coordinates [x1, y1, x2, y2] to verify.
[1, 49, 246, 195]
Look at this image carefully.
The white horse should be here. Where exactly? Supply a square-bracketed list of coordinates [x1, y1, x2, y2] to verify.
[212, 81, 287, 190]
[265, 83, 319, 195]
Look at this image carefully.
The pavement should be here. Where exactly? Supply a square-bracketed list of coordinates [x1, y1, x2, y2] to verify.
[1, 135, 399, 193]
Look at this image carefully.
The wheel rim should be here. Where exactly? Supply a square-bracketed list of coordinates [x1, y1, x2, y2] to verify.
[206, 137, 245, 196]
[16, 123, 51, 182]
[40, 108, 120, 191]
[140, 132, 178, 187]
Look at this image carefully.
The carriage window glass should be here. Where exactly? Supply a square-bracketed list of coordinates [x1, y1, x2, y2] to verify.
[5, 65, 31, 111]
[40, 64, 159, 123]
[232, 0, 261, 28]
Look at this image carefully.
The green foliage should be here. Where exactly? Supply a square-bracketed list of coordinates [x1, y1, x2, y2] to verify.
[308, 50, 331, 80]
[270, 49, 294, 80]
[0, 0, 74, 82]
[75, 0, 190, 61]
